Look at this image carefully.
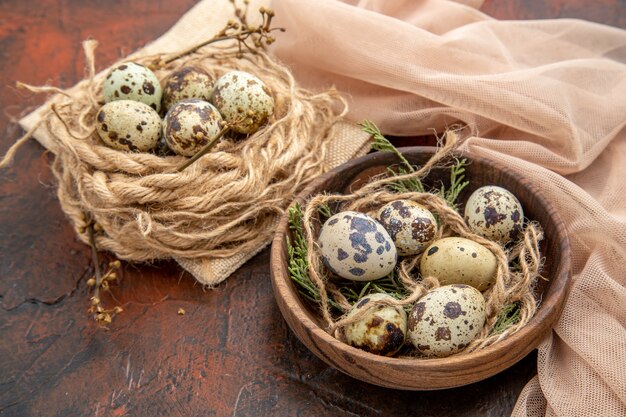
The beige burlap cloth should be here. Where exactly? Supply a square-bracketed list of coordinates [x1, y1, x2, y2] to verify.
[270, 0, 626, 415]
[18, 0, 370, 287]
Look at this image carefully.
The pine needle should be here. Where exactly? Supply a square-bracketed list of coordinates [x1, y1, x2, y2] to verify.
[361, 120, 414, 173]
[491, 302, 522, 334]
[286, 203, 343, 311]
[439, 158, 470, 210]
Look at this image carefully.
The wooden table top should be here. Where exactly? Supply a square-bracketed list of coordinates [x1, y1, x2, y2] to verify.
[1, 1, 624, 416]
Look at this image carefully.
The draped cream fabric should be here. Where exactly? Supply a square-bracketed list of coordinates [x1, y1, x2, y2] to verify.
[270, 0, 626, 415]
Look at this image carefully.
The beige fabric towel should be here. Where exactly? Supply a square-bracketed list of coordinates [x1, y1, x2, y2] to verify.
[270, 0, 626, 415]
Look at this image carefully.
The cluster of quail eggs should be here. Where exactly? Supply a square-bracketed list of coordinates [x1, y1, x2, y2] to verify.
[317, 186, 524, 358]
[94, 62, 275, 155]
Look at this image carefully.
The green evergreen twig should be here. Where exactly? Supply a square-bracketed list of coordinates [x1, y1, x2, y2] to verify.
[439, 158, 470, 210]
[286, 203, 343, 311]
[362, 120, 415, 173]
[491, 302, 522, 334]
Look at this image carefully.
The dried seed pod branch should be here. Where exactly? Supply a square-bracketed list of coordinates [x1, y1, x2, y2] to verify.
[151, 2, 285, 69]
[85, 215, 123, 325]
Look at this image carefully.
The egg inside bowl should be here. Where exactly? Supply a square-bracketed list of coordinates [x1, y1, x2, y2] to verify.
[270, 146, 571, 390]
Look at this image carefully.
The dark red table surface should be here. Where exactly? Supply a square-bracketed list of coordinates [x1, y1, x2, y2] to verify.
[1, 1, 624, 416]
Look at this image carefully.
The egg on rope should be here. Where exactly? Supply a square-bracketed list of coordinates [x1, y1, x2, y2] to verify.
[102, 62, 162, 112]
[95, 100, 161, 152]
[318, 211, 397, 282]
[464, 186, 524, 244]
[408, 285, 486, 357]
[210, 70, 274, 134]
[161, 66, 214, 112]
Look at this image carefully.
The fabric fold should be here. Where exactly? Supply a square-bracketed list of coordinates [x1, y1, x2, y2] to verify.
[271, 0, 626, 415]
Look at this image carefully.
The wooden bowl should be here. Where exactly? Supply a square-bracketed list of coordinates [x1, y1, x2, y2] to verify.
[270, 147, 571, 390]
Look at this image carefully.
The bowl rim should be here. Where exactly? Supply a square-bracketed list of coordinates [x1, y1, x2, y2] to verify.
[270, 146, 571, 388]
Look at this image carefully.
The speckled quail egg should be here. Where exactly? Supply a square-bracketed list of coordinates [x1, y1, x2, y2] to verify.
[163, 99, 224, 157]
[420, 237, 497, 291]
[210, 70, 274, 134]
[103, 62, 162, 112]
[95, 100, 161, 152]
[318, 211, 397, 281]
[464, 185, 524, 244]
[376, 200, 438, 256]
[344, 293, 407, 356]
[161, 66, 214, 111]
[408, 284, 486, 357]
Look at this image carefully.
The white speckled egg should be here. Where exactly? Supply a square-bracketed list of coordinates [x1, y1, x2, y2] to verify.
[408, 284, 486, 357]
[162, 66, 214, 111]
[376, 200, 438, 256]
[210, 70, 274, 134]
[420, 237, 497, 291]
[318, 211, 397, 281]
[464, 185, 524, 244]
[95, 100, 161, 152]
[103, 62, 162, 112]
[344, 293, 407, 356]
[163, 99, 224, 157]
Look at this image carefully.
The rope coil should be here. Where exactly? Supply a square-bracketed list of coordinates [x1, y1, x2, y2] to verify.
[3, 40, 348, 266]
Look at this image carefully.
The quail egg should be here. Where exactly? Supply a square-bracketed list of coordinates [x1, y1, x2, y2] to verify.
[103, 62, 162, 112]
[96, 100, 161, 152]
[420, 237, 497, 291]
[344, 293, 407, 356]
[376, 200, 438, 256]
[162, 66, 214, 111]
[210, 70, 274, 134]
[464, 185, 524, 244]
[318, 211, 397, 281]
[408, 284, 486, 357]
[163, 99, 224, 157]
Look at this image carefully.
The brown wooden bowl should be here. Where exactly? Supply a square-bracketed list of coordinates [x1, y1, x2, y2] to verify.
[270, 147, 571, 390]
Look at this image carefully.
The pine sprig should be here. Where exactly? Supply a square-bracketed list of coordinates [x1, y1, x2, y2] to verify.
[361, 120, 426, 193]
[361, 120, 415, 174]
[385, 166, 426, 194]
[439, 158, 470, 210]
[368, 270, 411, 301]
[362, 120, 468, 209]
[286, 203, 343, 311]
[490, 302, 522, 334]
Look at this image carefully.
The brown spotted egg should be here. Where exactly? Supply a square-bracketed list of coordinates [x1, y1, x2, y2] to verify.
[96, 100, 161, 152]
[464, 185, 524, 244]
[408, 284, 486, 357]
[210, 70, 274, 134]
[344, 293, 407, 356]
[318, 211, 397, 281]
[376, 200, 438, 256]
[163, 99, 224, 157]
[162, 66, 214, 111]
[103, 62, 162, 112]
[420, 237, 497, 291]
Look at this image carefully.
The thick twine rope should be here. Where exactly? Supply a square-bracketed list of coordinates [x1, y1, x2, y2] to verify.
[300, 131, 545, 355]
[0, 40, 348, 273]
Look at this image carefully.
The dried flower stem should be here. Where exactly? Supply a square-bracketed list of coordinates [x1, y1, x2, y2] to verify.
[153, 3, 284, 68]
[87, 220, 103, 303]
[85, 215, 123, 325]
[177, 125, 230, 172]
